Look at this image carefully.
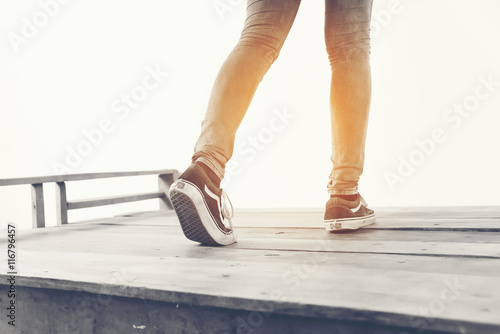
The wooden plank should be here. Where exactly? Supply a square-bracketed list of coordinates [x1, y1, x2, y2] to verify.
[17, 226, 500, 259]
[231, 212, 500, 231]
[136, 210, 500, 231]
[235, 217, 500, 231]
[10, 225, 500, 277]
[19, 228, 500, 277]
[362, 218, 500, 231]
[30, 183, 45, 228]
[235, 227, 500, 244]
[0, 169, 178, 186]
[5, 225, 499, 279]
[232, 238, 500, 258]
[12, 217, 500, 260]
[236, 207, 500, 219]
[10, 212, 500, 273]
[76, 209, 500, 231]
[368, 206, 500, 219]
[67, 191, 165, 210]
[55, 182, 68, 225]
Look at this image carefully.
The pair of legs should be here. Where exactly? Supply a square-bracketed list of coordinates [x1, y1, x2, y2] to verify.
[169, 0, 375, 245]
[193, 0, 373, 196]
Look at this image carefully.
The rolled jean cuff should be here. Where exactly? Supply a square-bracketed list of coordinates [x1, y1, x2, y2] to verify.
[327, 187, 358, 196]
[192, 155, 225, 180]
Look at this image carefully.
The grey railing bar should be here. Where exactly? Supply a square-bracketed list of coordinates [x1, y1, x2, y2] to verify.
[31, 183, 45, 229]
[0, 169, 180, 228]
[67, 191, 165, 210]
[0, 169, 178, 187]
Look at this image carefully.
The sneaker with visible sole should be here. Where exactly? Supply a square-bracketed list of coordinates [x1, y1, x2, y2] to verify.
[168, 162, 236, 246]
[324, 194, 376, 231]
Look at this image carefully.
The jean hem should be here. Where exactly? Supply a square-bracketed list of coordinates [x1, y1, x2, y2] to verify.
[195, 156, 225, 180]
[327, 188, 359, 196]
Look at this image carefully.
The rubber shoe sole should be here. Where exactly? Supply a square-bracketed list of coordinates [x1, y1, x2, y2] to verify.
[324, 214, 376, 231]
[169, 180, 235, 246]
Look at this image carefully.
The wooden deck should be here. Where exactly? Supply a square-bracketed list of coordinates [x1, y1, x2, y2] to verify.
[1, 207, 500, 334]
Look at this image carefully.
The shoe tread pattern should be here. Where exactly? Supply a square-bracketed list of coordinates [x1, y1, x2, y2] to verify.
[170, 189, 219, 246]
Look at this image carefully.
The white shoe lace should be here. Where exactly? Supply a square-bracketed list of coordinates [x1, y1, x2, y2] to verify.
[221, 189, 237, 242]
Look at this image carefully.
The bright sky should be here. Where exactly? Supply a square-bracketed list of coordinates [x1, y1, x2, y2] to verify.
[1, 0, 500, 228]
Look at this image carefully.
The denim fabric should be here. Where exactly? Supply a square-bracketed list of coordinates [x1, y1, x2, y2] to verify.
[193, 0, 373, 195]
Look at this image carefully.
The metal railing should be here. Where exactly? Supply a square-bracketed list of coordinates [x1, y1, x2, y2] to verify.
[0, 169, 180, 228]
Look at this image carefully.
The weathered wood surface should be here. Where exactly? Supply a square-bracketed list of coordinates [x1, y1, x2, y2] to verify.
[86, 208, 500, 231]
[0, 207, 499, 333]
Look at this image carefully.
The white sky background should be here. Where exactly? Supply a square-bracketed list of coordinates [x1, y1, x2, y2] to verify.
[1, 0, 500, 229]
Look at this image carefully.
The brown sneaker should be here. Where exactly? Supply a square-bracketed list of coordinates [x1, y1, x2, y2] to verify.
[168, 162, 236, 246]
[324, 194, 376, 231]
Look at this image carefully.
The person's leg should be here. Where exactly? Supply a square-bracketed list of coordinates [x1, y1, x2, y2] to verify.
[193, 0, 301, 181]
[323, 0, 375, 231]
[325, 0, 373, 195]
[170, 0, 301, 245]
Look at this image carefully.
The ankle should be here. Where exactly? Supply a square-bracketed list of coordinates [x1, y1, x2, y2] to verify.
[331, 194, 358, 201]
[195, 161, 222, 188]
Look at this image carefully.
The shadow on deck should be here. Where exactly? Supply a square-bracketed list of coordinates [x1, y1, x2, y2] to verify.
[1, 207, 500, 334]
